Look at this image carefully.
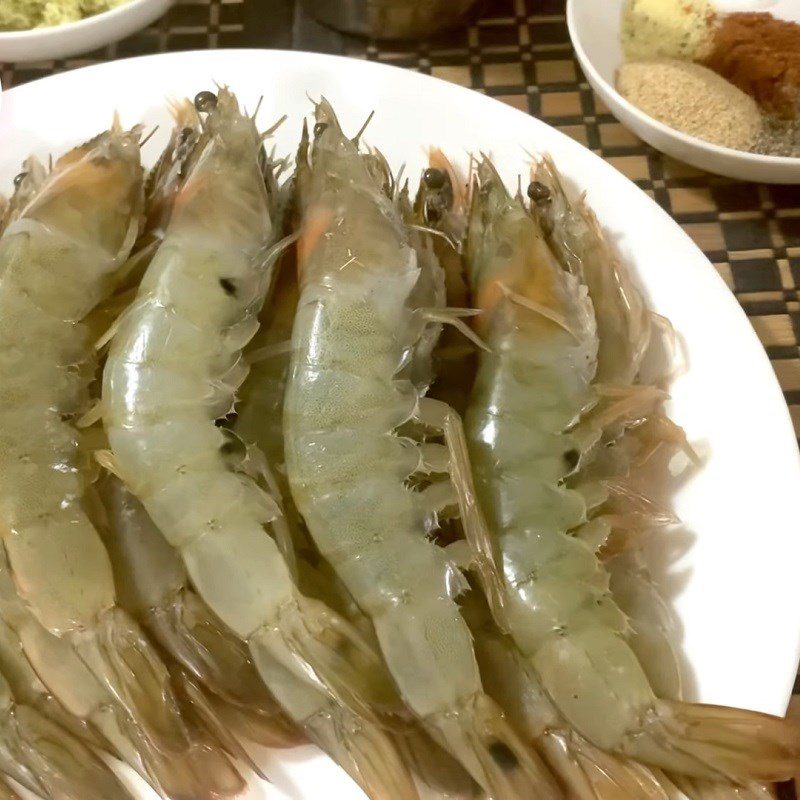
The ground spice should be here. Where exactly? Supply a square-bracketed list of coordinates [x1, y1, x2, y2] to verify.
[616, 59, 762, 151]
[703, 12, 800, 119]
[751, 116, 800, 158]
[621, 0, 716, 62]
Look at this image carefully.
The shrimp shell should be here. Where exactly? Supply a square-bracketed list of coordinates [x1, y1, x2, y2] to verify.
[0, 121, 242, 800]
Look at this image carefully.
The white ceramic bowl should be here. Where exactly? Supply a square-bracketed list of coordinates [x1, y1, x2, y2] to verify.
[567, 0, 800, 183]
[0, 0, 174, 64]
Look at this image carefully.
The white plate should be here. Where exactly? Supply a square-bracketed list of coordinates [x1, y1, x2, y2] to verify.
[1, 50, 799, 799]
[0, 0, 174, 64]
[567, 0, 800, 183]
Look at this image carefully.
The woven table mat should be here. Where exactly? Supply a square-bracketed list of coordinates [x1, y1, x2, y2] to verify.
[2, 0, 800, 794]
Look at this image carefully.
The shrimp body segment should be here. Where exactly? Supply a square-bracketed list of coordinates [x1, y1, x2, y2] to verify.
[464, 157, 800, 783]
[283, 100, 561, 800]
[103, 90, 420, 800]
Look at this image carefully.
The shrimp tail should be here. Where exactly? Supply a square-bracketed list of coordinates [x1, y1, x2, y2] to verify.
[304, 705, 421, 800]
[426, 692, 563, 800]
[249, 595, 401, 719]
[621, 699, 800, 783]
[393, 724, 481, 798]
[669, 774, 776, 800]
[145, 587, 301, 749]
[0, 703, 135, 800]
[171, 668, 270, 780]
[541, 730, 672, 800]
[248, 632, 421, 800]
[72, 608, 245, 800]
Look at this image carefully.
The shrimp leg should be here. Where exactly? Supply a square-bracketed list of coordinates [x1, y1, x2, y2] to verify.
[102, 88, 419, 800]
[0, 121, 242, 800]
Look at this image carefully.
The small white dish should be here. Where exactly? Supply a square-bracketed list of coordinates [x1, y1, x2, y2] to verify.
[567, 0, 800, 183]
[0, 0, 174, 64]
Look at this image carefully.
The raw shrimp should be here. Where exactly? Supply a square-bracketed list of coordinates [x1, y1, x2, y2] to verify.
[535, 161, 782, 800]
[102, 88, 420, 800]
[0, 121, 242, 800]
[235, 259, 480, 800]
[282, 99, 561, 800]
[463, 154, 800, 782]
[0, 667, 134, 800]
[421, 154, 684, 800]
[97, 473, 302, 751]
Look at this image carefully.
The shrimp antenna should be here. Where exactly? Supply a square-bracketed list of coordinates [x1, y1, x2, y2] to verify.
[251, 95, 264, 122]
[140, 125, 160, 148]
[304, 91, 323, 110]
[260, 114, 287, 142]
[352, 110, 375, 144]
[393, 163, 407, 201]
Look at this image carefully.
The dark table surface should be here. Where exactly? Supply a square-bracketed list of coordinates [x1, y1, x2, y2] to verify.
[2, 0, 800, 794]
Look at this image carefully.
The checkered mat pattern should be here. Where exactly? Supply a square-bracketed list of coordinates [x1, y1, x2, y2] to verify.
[3, 0, 800, 793]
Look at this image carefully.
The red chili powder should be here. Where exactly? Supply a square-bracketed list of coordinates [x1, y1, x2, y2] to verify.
[703, 12, 800, 119]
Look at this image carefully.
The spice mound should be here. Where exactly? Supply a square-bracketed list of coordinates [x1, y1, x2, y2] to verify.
[617, 58, 762, 151]
[621, 0, 716, 61]
[703, 12, 800, 120]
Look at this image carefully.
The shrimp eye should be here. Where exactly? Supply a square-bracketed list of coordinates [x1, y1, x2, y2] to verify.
[422, 167, 446, 190]
[194, 91, 218, 113]
[527, 181, 550, 203]
[313, 122, 328, 137]
[13, 172, 26, 188]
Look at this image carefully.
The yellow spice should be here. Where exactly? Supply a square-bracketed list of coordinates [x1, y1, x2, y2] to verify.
[621, 0, 716, 61]
[616, 59, 762, 151]
[0, 0, 127, 30]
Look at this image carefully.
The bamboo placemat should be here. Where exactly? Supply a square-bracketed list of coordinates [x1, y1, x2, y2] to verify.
[2, 0, 799, 794]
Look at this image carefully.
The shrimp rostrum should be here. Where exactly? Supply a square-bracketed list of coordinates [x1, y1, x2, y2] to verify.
[283, 99, 562, 800]
[102, 88, 421, 800]
[463, 155, 800, 784]
[0, 121, 242, 800]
